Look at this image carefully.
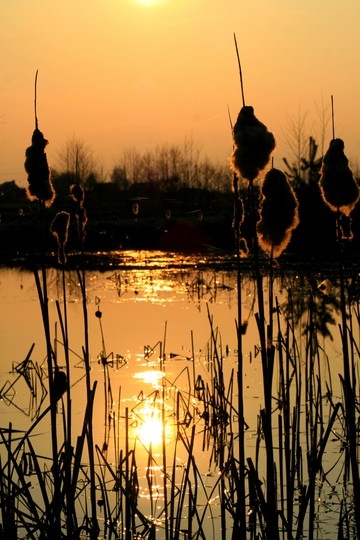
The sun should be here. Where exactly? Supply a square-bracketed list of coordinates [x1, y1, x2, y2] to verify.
[132, 0, 167, 7]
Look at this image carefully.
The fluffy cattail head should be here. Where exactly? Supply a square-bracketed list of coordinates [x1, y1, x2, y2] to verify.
[24, 128, 55, 207]
[53, 368, 67, 400]
[230, 106, 276, 182]
[257, 168, 299, 258]
[70, 184, 85, 205]
[31, 128, 48, 149]
[50, 211, 70, 264]
[319, 138, 359, 216]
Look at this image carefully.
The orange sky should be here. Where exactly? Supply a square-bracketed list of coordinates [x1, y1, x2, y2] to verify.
[1, 0, 360, 185]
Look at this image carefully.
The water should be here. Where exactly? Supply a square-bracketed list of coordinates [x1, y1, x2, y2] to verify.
[0, 250, 357, 538]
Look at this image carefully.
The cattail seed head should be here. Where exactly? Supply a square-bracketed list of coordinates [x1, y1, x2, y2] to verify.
[319, 138, 359, 216]
[50, 211, 70, 264]
[70, 184, 85, 205]
[256, 168, 299, 258]
[230, 106, 276, 182]
[53, 368, 67, 400]
[24, 128, 55, 207]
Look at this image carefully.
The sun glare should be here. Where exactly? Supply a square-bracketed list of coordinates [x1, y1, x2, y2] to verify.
[135, 0, 157, 5]
[133, 0, 168, 7]
[137, 407, 163, 446]
[133, 370, 164, 386]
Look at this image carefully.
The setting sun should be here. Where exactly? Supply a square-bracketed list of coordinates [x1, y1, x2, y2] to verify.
[135, 0, 158, 5]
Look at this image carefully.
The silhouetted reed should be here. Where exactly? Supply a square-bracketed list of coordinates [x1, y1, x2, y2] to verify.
[230, 95, 280, 537]
[227, 51, 360, 538]
[24, 72, 55, 209]
[0, 74, 102, 540]
[314, 106, 358, 534]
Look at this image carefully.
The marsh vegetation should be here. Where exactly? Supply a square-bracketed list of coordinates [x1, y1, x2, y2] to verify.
[1, 69, 360, 539]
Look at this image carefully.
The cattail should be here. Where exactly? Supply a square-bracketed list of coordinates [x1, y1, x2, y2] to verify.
[257, 168, 299, 258]
[132, 202, 139, 216]
[50, 211, 70, 264]
[70, 183, 85, 206]
[319, 138, 359, 216]
[230, 106, 276, 182]
[24, 129, 55, 207]
[70, 184, 87, 242]
[53, 367, 67, 400]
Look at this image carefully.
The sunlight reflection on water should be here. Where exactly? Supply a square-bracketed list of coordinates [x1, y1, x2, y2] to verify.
[0, 251, 353, 538]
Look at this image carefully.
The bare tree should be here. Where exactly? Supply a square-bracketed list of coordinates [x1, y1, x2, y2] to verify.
[111, 138, 230, 191]
[314, 97, 331, 157]
[198, 158, 232, 191]
[117, 147, 143, 184]
[56, 137, 102, 188]
[179, 136, 200, 188]
[282, 102, 331, 187]
[282, 109, 310, 181]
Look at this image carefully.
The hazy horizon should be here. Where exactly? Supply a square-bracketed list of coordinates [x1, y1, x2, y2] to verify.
[1, 0, 360, 186]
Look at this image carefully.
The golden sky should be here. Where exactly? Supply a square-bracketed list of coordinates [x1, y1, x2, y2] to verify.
[1, 0, 360, 185]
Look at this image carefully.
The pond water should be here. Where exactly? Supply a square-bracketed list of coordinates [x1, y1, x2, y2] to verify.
[0, 250, 357, 539]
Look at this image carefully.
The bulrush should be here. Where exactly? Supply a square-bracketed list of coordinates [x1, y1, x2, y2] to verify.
[319, 138, 359, 216]
[24, 128, 55, 207]
[230, 106, 276, 182]
[257, 168, 299, 258]
[50, 211, 70, 264]
[70, 183, 85, 206]
[53, 367, 68, 400]
[70, 184, 87, 242]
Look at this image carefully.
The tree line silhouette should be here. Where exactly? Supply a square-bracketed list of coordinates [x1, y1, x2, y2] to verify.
[0, 136, 359, 263]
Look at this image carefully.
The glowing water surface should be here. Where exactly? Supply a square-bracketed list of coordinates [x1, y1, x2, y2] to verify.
[0, 250, 353, 538]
